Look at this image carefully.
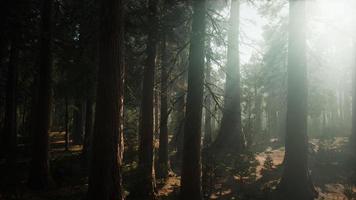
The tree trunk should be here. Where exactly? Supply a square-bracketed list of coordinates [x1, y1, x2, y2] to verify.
[137, 0, 158, 199]
[278, 1, 317, 199]
[72, 100, 84, 145]
[28, 0, 54, 190]
[180, 0, 206, 199]
[64, 96, 69, 151]
[3, 32, 19, 180]
[81, 97, 93, 167]
[157, 36, 170, 178]
[212, 0, 244, 153]
[203, 44, 212, 147]
[86, 0, 124, 199]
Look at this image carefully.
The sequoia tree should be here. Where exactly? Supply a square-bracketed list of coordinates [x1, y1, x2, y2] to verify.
[137, 0, 158, 198]
[180, 0, 206, 199]
[212, 0, 244, 153]
[86, 0, 124, 199]
[278, 1, 317, 199]
[28, 0, 54, 189]
[157, 35, 170, 178]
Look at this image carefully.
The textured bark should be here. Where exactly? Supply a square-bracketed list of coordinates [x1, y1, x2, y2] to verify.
[278, 1, 317, 199]
[212, 0, 244, 153]
[157, 36, 170, 178]
[137, 0, 158, 199]
[180, 0, 206, 199]
[86, 0, 124, 199]
[28, 0, 54, 190]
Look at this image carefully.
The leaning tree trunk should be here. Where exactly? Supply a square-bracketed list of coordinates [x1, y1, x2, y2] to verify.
[180, 0, 206, 199]
[278, 1, 317, 199]
[157, 35, 170, 179]
[212, 0, 244, 153]
[28, 0, 54, 190]
[86, 0, 124, 199]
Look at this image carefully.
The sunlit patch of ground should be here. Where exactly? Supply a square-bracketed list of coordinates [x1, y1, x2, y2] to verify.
[255, 146, 285, 179]
[157, 172, 181, 198]
[253, 137, 355, 200]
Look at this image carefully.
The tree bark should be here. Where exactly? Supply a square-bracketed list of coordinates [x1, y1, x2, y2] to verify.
[28, 0, 54, 190]
[157, 36, 170, 178]
[203, 43, 212, 147]
[3, 31, 19, 179]
[212, 0, 244, 153]
[278, 1, 317, 199]
[137, 0, 158, 199]
[180, 0, 206, 199]
[86, 0, 124, 199]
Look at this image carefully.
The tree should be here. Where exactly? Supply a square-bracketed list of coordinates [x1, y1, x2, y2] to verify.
[204, 40, 213, 147]
[212, 0, 244, 153]
[137, 0, 158, 198]
[28, 0, 54, 190]
[3, 0, 21, 175]
[157, 34, 170, 178]
[278, 1, 317, 199]
[180, 0, 206, 199]
[86, 0, 124, 199]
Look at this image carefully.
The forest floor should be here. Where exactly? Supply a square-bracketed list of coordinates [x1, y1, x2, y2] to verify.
[0, 133, 355, 200]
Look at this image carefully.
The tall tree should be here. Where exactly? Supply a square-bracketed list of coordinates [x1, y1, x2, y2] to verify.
[137, 0, 158, 198]
[157, 35, 170, 178]
[212, 0, 244, 152]
[180, 0, 206, 199]
[3, 24, 20, 182]
[86, 0, 124, 199]
[204, 42, 213, 147]
[278, 1, 317, 199]
[28, 0, 54, 189]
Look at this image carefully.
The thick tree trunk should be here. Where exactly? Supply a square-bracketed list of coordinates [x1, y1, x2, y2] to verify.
[278, 1, 317, 199]
[180, 0, 206, 199]
[86, 0, 124, 199]
[136, 0, 158, 199]
[4, 32, 19, 179]
[28, 0, 54, 190]
[212, 0, 244, 153]
[157, 36, 170, 178]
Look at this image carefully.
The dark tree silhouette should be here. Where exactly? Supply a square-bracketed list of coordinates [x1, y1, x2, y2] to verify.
[28, 0, 54, 190]
[86, 0, 124, 199]
[180, 0, 206, 199]
[157, 35, 170, 178]
[137, 0, 158, 198]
